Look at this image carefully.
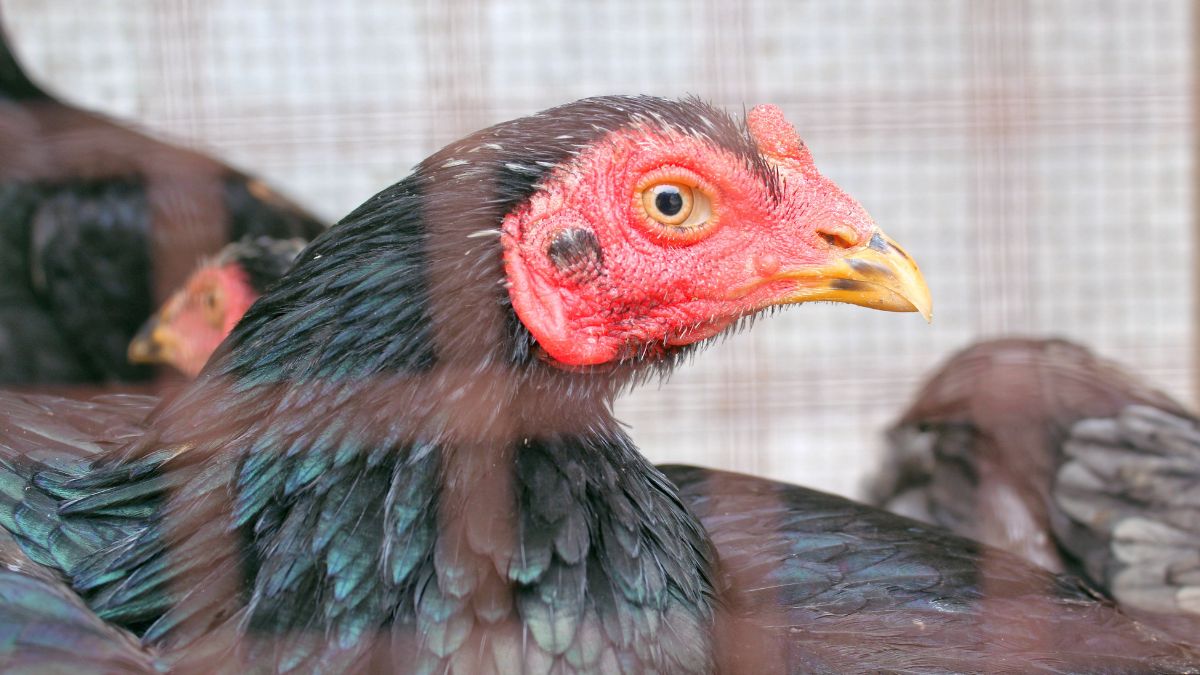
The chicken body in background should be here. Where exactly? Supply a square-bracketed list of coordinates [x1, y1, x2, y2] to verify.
[871, 337, 1200, 642]
[127, 236, 307, 377]
[0, 15, 325, 386]
[1, 97, 1197, 673]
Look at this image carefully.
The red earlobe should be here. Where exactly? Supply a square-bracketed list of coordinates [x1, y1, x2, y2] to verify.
[502, 214, 616, 366]
[747, 104, 816, 173]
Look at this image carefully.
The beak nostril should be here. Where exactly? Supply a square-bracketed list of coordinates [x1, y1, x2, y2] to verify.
[817, 225, 860, 250]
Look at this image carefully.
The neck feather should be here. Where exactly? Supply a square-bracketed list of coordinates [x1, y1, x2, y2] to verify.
[122, 399, 715, 672]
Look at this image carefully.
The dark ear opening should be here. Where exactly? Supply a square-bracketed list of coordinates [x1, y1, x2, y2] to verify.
[547, 227, 603, 282]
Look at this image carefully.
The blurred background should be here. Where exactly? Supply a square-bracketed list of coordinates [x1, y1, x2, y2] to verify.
[3, 0, 1190, 499]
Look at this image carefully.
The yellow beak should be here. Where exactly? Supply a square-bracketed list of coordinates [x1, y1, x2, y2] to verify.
[127, 315, 177, 364]
[773, 229, 932, 321]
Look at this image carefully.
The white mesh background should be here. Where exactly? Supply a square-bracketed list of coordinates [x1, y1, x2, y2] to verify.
[4, 0, 1191, 499]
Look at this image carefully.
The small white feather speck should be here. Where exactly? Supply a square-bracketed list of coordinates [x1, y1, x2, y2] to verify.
[467, 229, 501, 239]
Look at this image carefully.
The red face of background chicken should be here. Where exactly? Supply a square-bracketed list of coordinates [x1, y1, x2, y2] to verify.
[128, 262, 258, 377]
[128, 236, 305, 377]
[502, 104, 931, 367]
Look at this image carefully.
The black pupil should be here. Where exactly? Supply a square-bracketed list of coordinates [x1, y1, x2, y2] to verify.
[655, 188, 684, 217]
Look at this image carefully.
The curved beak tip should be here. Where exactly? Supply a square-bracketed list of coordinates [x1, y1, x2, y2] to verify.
[905, 280, 934, 324]
[127, 338, 156, 364]
[860, 230, 932, 320]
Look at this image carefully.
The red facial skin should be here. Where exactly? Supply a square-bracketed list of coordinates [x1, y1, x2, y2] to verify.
[502, 104, 880, 367]
[147, 264, 258, 377]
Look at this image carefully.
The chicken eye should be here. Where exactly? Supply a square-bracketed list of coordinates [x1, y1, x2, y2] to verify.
[643, 184, 693, 226]
[639, 180, 714, 237]
[200, 288, 223, 326]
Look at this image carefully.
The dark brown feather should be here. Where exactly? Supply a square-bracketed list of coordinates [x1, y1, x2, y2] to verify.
[872, 337, 1200, 644]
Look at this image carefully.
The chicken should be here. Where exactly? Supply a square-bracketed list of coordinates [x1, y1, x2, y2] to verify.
[870, 337, 1200, 643]
[1, 97, 1197, 673]
[127, 236, 307, 377]
[0, 15, 325, 385]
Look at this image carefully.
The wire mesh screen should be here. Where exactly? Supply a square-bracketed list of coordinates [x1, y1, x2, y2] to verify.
[4, 0, 1191, 499]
